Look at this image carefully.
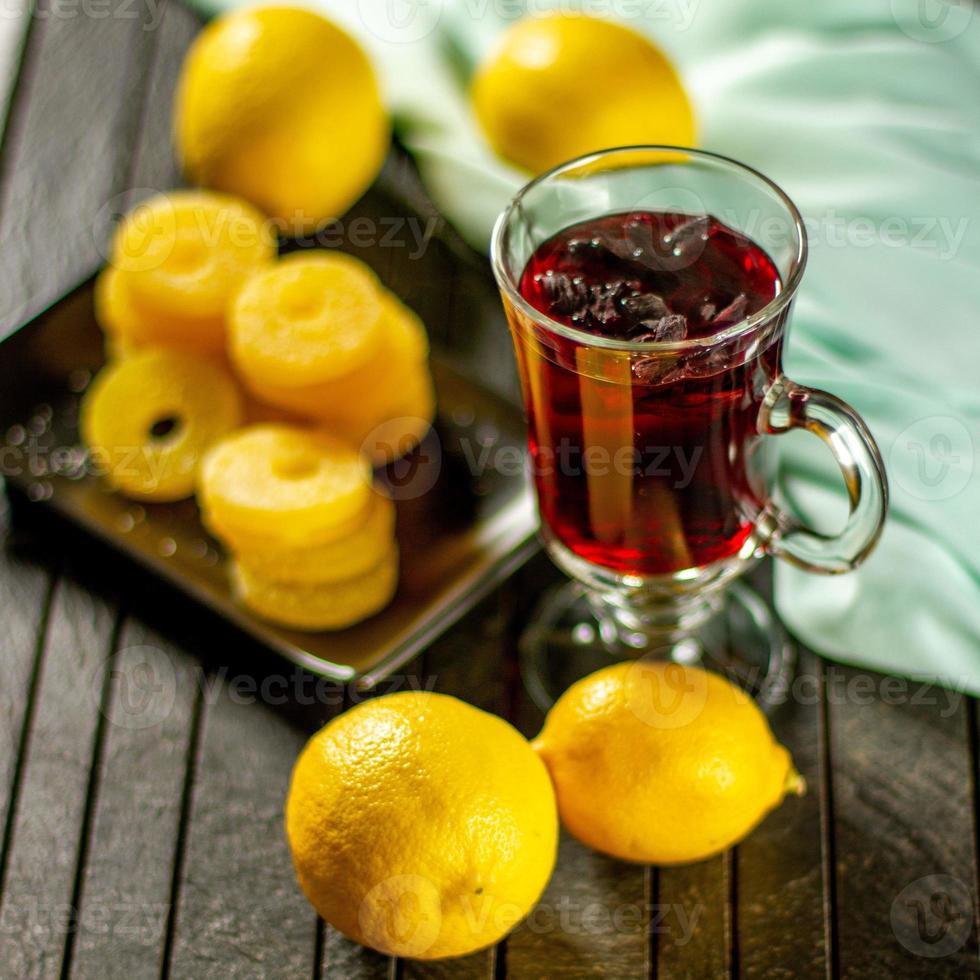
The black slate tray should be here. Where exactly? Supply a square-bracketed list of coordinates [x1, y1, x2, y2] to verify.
[0, 207, 539, 686]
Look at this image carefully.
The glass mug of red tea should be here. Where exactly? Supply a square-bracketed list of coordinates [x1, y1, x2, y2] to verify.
[491, 147, 887, 705]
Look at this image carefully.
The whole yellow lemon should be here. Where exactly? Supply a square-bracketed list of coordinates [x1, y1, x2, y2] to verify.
[174, 6, 389, 232]
[472, 13, 695, 175]
[533, 662, 803, 865]
[285, 692, 558, 959]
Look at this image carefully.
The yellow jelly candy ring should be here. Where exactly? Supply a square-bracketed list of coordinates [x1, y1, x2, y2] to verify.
[229, 252, 384, 388]
[240, 291, 429, 420]
[94, 264, 227, 356]
[199, 424, 372, 542]
[80, 349, 243, 501]
[201, 494, 370, 552]
[233, 547, 399, 631]
[331, 371, 436, 464]
[325, 365, 433, 429]
[230, 491, 395, 585]
[244, 356, 431, 429]
[95, 265, 148, 344]
[111, 191, 275, 321]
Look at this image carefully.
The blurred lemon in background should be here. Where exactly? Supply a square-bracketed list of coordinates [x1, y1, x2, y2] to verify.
[174, 5, 389, 231]
[533, 661, 803, 864]
[286, 692, 558, 959]
[472, 12, 695, 175]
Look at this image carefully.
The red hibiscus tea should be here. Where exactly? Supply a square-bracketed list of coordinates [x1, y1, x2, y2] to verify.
[513, 210, 783, 576]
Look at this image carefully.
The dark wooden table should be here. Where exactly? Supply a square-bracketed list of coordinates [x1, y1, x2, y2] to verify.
[0, 4, 977, 977]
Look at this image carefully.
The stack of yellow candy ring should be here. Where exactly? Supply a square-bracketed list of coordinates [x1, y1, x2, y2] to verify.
[198, 425, 399, 630]
[96, 190, 275, 357]
[230, 253, 435, 464]
[82, 190, 426, 630]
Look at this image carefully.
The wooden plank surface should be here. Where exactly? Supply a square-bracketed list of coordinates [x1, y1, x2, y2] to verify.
[321, 934, 393, 980]
[0, 0, 159, 339]
[0, 570, 117, 979]
[164, 656, 318, 979]
[828, 664, 979, 977]
[736, 649, 828, 978]
[123, 0, 200, 197]
[0, 500, 55, 899]
[66, 617, 200, 980]
[655, 855, 730, 979]
[505, 559, 651, 980]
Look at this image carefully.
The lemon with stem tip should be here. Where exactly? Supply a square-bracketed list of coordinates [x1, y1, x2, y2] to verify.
[533, 661, 804, 864]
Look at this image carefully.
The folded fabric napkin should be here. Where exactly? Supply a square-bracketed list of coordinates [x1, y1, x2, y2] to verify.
[191, 0, 980, 694]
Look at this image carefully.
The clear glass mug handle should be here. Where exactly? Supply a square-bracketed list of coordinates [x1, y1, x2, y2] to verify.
[758, 377, 888, 574]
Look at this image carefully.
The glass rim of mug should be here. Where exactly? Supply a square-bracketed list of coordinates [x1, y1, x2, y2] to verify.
[490, 144, 808, 353]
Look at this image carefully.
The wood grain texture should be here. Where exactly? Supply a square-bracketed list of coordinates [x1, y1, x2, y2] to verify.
[0, 9, 194, 975]
[0, 499, 54, 898]
[123, 0, 199, 195]
[505, 563, 650, 980]
[655, 855, 730, 980]
[56, 11, 218, 962]
[322, 929, 394, 980]
[403, 950, 497, 980]
[0, 571, 117, 979]
[972, 697, 980, 971]
[66, 617, 200, 980]
[828, 663, 979, 977]
[507, 829, 650, 980]
[0, 0, 157, 340]
[736, 649, 828, 978]
[421, 588, 511, 717]
[311, 189, 512, 978]
[165, 670, 316, 979]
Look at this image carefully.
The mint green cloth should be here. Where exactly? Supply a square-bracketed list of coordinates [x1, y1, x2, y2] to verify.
[193, 0, 980, 694]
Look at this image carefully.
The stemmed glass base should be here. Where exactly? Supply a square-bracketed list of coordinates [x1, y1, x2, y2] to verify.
[519, 578, 794, 712]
